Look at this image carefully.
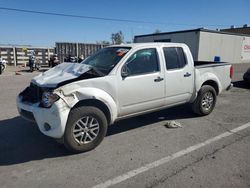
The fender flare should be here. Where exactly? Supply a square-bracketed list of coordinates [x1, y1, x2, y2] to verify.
[196, 72, 221, 93]
[190, 72, 221, 103]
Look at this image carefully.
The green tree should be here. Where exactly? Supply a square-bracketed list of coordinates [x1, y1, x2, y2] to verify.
[111, 31, 124, 44]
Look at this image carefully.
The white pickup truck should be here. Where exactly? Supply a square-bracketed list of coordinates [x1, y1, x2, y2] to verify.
[17, 43, 233, 153]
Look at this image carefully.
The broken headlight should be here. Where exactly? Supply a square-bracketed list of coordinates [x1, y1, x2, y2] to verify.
[41, 91, 60, 108]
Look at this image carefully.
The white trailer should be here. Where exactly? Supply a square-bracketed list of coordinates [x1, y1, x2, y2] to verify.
[134, 28, 250, 64]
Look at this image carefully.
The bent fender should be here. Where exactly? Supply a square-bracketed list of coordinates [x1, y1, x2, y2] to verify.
[55, 87, 118, 124]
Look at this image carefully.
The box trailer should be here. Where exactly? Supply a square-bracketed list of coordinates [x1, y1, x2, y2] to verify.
[134, 28, 250, 64]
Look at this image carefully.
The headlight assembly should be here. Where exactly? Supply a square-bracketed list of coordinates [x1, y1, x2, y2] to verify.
[41, 91, 60, 108]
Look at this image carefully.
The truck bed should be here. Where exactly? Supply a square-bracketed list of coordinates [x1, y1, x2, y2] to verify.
[194, 61, 230, 68]
[194, 61, 232, 95]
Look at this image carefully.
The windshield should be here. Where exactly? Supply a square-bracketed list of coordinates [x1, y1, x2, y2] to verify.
[81, 47, 131, 75]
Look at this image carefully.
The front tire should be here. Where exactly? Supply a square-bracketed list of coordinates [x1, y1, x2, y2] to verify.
[192, 85, 217, 116]
[63, 106, 108, 153]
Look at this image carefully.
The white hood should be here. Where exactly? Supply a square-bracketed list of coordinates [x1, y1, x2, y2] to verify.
[32, 63, 92, 88]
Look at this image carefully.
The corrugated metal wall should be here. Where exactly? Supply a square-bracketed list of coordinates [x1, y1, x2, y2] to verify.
[56, 42, 107, 62]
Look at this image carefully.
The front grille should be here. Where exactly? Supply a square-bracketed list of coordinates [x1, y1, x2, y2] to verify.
[20, 83, 43, 103]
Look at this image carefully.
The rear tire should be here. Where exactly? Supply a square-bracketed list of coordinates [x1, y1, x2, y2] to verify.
[192, 85, 217, 116]
[63, 106, 108, 153]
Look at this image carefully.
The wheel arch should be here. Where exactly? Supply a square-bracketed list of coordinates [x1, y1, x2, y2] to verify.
[56, 87, 118, 125]
[72, 99, 112, 125]
[202, 80, 219, 95]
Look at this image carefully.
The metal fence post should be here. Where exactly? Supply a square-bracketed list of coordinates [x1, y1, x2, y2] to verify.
[76, 43, 79, 58]
[13, 47, 17, 66]
[47, 48, 50, 59]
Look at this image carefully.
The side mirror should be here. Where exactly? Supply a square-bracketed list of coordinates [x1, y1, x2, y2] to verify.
[121, 64, 129, 78]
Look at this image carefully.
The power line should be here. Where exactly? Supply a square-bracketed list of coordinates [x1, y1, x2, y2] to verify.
[0, 6, 230, 27]
[0, 6, 168, 25]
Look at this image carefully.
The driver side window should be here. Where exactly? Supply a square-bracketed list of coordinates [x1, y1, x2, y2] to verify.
[125, 48, 159, 76]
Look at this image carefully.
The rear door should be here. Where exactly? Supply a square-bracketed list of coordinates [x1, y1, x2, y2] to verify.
[163, 46, 194, 105]
[117, 47, 165, 116]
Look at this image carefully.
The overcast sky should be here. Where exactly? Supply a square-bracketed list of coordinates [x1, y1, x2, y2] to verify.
[0, 0, 249, 46]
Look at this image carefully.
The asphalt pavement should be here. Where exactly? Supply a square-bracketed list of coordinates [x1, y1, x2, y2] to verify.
[0, 65, 250, 188]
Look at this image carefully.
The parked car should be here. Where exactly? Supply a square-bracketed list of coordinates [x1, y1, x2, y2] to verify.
[64, 55, 84, 63]
[49, 55, 60, 67]
[17, 43, 233, 153]
[243, 67, 250, 83]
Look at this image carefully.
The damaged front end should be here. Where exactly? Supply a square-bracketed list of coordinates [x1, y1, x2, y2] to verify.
[19, 82, 63, 110]
[16, 79, 73, 138]
[16, 63, 106, 138]
[17, 84, 71, 138]
[19, 83, 56, 108]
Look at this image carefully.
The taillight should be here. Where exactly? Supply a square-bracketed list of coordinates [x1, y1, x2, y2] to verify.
[230, 65, 233, 79]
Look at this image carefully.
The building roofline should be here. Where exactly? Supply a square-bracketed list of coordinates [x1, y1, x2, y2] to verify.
[134, 28, 250, 38]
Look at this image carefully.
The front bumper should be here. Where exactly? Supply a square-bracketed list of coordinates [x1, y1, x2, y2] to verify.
[16, 96, 71, 138]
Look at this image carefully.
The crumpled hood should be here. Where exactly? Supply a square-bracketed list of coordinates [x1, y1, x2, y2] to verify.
[32, 63, 92, 88]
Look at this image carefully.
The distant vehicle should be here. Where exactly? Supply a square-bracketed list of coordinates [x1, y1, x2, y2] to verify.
[64, 55, 83, 63]
[0, 58, 7, 75]
[49, 55, 60, 67]
[243, 67, 250, 83]
[17, 43, 233, 153]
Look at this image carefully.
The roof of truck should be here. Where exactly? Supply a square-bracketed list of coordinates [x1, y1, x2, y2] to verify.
[109, 42, 187, 48]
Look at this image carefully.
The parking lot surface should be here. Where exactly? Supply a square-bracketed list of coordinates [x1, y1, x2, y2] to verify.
[0, 65, 250, 188]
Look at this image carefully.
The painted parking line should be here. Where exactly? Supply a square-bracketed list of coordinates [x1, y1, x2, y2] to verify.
[93, 122, 250, 188]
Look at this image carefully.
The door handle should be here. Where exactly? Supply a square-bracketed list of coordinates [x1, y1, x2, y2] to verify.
[184, 72, 192, 77]
[154, 76, 164, 82]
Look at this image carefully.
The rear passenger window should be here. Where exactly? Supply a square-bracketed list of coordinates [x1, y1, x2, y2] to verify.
[163, 47, 187, 70]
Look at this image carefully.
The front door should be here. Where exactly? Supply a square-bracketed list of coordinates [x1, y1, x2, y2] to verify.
[117, 48, 165, 116]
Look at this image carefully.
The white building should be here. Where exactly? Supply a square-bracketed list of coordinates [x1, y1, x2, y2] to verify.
[134, 28, 250, 64]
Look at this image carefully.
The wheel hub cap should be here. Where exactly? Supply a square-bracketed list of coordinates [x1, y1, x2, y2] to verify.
[201, 92, 214, 111]
[73, 116, 100, 144]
